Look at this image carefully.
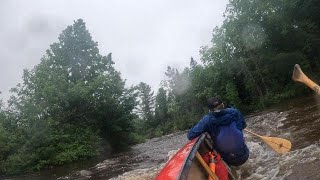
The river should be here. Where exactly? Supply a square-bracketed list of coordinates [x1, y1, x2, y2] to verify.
[4, 95, 320, 179]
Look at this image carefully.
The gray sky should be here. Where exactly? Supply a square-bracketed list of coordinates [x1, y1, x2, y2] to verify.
[0, 0, 228, 101]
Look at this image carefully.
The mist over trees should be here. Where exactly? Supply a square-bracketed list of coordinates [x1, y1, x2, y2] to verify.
[0, 0, 319, 175]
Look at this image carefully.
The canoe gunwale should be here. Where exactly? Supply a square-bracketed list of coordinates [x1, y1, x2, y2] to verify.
[177, 133, 207, 180]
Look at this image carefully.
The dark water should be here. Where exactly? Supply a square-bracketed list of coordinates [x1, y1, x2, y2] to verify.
[4, 95, 320, 179]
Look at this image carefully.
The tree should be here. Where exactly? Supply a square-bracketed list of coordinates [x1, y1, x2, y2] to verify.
[1, 19, 137, 175]
[136, 82, 155, 122]
[198, 0, 320, 108]
[154, 87, 169, 126]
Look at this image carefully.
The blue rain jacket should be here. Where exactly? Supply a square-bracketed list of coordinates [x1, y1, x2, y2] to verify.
[187, 106, 249, 166]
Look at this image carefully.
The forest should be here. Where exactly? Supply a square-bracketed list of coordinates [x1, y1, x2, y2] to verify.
[0, 0, 319, 175]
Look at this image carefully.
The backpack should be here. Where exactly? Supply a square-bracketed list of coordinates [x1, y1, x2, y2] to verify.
[215, 121, 245, 153]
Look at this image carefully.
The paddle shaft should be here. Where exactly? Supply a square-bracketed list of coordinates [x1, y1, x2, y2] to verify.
[297, 75, 320, 94]
[195, 152, 218, 180]
[302, 77, 318, 91]
[243, 129, 261, 137]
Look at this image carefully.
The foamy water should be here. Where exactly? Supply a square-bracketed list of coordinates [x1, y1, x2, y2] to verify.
[241, 141, 320, 180]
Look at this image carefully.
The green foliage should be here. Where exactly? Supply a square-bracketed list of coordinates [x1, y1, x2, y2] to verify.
[198, 0, 320, 109]
[136, 82, 155, 122]
[154, 87, 169, 126]
[225, 82, 241, 107]
[50, 126, 101, 165]
[0, 123, 101, 174]
[0, 19, 138, 175]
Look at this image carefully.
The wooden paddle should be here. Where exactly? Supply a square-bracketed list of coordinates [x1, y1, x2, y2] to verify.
[244, 129, 292, 154]
[196, 152, 219, 180]
[292, 64, 320, 95]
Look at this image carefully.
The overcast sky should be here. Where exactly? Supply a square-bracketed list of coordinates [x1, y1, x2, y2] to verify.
[0, 0, 228, 101]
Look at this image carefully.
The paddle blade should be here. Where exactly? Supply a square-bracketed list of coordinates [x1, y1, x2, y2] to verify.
[292, 64, 320, 95]
[261, 136, 292, 154]
[292, 64, 307, 83]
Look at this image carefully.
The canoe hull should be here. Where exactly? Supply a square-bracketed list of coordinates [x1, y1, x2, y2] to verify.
[156, 133, 231, 180]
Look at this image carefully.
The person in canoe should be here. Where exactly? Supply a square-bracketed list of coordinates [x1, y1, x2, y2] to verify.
[187, 97, 249, 166]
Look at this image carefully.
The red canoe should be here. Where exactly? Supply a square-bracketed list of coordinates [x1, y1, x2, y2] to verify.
[156, 133, 234, 180]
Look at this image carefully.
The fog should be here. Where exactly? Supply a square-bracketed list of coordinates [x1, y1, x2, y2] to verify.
[0, 0, 228, 101]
